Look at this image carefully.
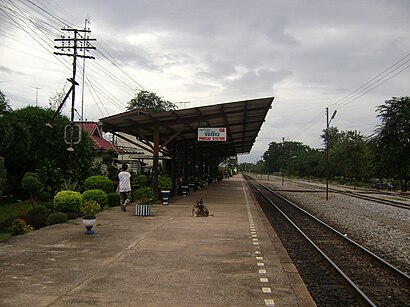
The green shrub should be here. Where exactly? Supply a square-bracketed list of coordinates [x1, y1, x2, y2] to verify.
[42, 201, 55, 212]
[8, 219, 34, 236]
[134, 186, 153, 204]
[23, 214, 48, 229]
[46, 212, 68, 225]
[27, 205, 49, 216]
[0, 216, 18, 233]
[82, 189, 108, 208]
[107, 192, 120, 207]
[25, 205, 50, 229]
[158, 175, 172, 190]
[83, 175, 113, 193]
[36, 159, 63, 197]
[21, 173, 42, 207]
[80, 200, 101, 217]
[23, 172, 40, 182]
[21, 175, 42, 192]
[53, 190, 82, 213]
[134, 174, 149, 188]
[66, 212, 81, 220]
[37, 190, 51, 202]
[61, 179, 79, 191]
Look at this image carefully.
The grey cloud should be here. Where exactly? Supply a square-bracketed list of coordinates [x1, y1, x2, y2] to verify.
[192, 56, 237, 81]
[225, 69, 292, 94]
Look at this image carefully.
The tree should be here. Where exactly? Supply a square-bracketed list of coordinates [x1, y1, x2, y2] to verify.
[127, 90, 177, 112]
[320, 126, 343, 181]
[21, 172, 42, 208]
[36, 159, 63, 197]
[0, 91, 25, 159]
[288, 147, 323, 178]
[48, 90, 67, 111]
[72, 129, 98, 184]
[332, 130, 371, 185]
[8, 106, 68, 171]
[373, 96, 410, 191]
[0, 105, 69, 197]
[0, 90, 12, 115]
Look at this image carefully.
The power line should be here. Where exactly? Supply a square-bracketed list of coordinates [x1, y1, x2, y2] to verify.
[286, 52, 410, 142]
[330, 53, 410, 110]
[1, 0, 149, 120]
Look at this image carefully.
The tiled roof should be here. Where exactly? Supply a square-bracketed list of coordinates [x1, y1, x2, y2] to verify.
[91, 135, 124, 153]
[78, 122, 98, 135]
[75, 122, 124, 153]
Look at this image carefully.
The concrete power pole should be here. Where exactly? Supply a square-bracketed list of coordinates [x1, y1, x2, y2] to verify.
[54, 27, 96, 123]
[31, 86, 41, 106]
[54, 27, 96, 169]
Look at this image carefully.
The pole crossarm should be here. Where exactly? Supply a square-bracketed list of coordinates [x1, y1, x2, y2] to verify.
[53, 52, 95, 59]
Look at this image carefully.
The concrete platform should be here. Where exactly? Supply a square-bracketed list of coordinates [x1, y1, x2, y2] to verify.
[0, 175, 315, 306]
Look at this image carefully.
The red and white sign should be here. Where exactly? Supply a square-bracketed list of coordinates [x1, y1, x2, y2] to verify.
[197, 127, 226, 141]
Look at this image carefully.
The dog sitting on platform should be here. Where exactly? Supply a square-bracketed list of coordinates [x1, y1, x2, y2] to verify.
[192, 198, 209, 217]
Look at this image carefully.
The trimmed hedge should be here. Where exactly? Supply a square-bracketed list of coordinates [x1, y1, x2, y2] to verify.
[107, 192, 120, 207]
[46, 212, 68, 225]
[82, 189, 108, 208]
[134, 186, 153, 204]
[53, 190, 82, 213]
[83, 176, 113, 193]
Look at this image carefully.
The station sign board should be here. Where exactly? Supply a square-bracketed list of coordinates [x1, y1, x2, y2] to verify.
[197, 127, 226, 141]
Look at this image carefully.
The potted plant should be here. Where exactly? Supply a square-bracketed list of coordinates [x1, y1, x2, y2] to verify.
[181, 179, 189, 197]
[134, 187, 153, 216]
[202, 176, 209, 187]
[158, 175, 173, 205]
[188, 176, 196, 192]
[80, 200, 101, 234]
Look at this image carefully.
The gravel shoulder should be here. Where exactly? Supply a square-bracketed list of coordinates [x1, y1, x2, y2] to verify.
[261, 177, 410, 274]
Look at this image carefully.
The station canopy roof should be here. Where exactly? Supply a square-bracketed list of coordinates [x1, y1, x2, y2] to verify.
[99, 97, 274, 159]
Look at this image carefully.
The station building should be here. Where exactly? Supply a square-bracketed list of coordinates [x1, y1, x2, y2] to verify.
[98, 97, 274, 200]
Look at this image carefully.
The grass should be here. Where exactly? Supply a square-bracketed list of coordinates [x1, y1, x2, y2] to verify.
[0, 232, 11, 241]
[0, 201, 32, 223]
[0, 201, 32, 241]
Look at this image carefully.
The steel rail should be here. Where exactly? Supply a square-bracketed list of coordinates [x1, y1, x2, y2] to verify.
[255, 179, 410, 280]
[249, 180, 376, 306]
[257, 175, 410, 209]
[247, 176, 410, 306]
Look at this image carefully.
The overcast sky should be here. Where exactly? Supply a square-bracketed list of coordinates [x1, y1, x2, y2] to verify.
[1, 0, 409, 163]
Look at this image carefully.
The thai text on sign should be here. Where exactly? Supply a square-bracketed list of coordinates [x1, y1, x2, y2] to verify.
[197, 127, 226, 141]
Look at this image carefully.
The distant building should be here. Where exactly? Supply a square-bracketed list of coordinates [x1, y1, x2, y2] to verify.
[112, 132, 168, 175]
[78, 122, 167, 175]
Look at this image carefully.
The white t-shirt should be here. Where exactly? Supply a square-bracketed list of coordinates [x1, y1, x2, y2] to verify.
[118, 171, 131, 192]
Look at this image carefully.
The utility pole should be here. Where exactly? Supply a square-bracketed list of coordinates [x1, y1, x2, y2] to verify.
[31, 86, 40, 106]
[54, 26, 96, 170]
[81, 18, 91, 125]
[325, 107, 337, 201]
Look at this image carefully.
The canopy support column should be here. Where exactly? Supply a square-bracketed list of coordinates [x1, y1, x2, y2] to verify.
[152, 126, 160, 201]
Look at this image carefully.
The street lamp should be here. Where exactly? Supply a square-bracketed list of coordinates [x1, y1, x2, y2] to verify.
[326, 107, 337, 201]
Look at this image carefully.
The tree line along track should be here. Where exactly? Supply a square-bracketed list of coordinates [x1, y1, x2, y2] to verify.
[245, 176, 410, 306]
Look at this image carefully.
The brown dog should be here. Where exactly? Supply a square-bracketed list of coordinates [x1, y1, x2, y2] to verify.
[192, 198, 209, 217]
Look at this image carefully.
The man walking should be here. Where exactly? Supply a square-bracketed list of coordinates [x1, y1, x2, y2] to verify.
[118, 163, 131, 212]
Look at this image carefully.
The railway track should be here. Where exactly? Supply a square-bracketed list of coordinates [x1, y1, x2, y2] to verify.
[255, 175, 410, 209]
[246, 176, 410, 306]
